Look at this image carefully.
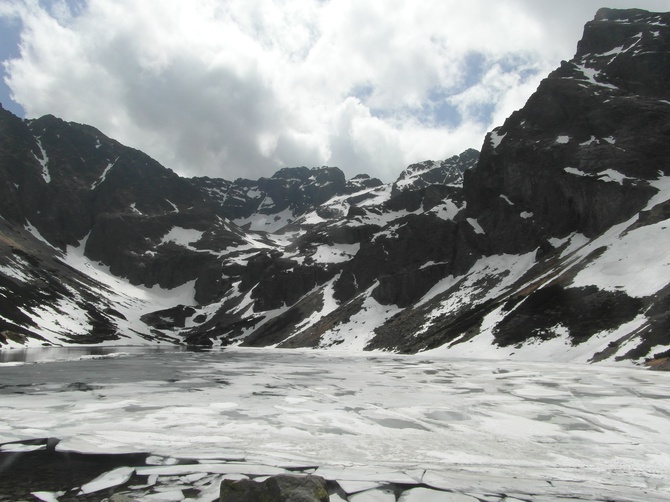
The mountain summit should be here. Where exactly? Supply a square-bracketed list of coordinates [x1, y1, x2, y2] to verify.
[1, 9, 669, 366]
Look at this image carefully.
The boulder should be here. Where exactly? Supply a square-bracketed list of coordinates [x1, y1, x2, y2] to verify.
[220, 474, 329, 502]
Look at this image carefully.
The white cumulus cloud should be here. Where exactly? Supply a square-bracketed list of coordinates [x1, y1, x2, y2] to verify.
[2, 0, 669, 181]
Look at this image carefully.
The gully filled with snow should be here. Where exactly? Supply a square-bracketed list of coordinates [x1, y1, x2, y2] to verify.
[1, 348, 669, 501]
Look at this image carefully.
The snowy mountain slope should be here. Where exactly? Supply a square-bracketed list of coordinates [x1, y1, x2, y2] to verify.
[0, 101, 474, 349]
[392, 148, 479, 193]
[0, 217, 194, 346]
[1, 8, 669, 368]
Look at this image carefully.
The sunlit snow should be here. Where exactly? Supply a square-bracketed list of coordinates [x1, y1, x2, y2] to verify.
[570, 217, 670, 297]
[466, 217, 484, 234]
[234, 208, 295, 232]
[489, 129, 506, 148]
[428, 199, 462, 221]
[312, 243, 360, 264]
[564, 166, 588, 177]
[160, 227, 204, 247]
[573, 64, 619, 89]
[597, 168, 628, 184]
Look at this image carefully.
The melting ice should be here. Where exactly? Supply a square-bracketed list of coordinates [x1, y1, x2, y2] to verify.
[1, 347, 669, 501]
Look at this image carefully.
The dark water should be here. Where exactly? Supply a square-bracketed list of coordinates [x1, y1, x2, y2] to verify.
[0, 345, 202, 363]
[0, 345, 228, 391]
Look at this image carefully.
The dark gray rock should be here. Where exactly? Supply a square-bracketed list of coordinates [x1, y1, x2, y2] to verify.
[220, 478, 272, 502]
[493, 285, 643, 347]
[220, 474, 329, 502]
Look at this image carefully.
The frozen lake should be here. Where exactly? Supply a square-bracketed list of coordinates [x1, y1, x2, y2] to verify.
[1, 347, 669, 501]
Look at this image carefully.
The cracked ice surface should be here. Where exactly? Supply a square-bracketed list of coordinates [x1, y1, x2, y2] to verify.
[0, 348, 669, 500]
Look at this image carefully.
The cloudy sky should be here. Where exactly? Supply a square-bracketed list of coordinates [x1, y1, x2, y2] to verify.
[1, 0, 669, 181]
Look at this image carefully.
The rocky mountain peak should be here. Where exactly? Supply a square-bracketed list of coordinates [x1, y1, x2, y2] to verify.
[575, 9, 670, 96]
[392, 148, 479, 195]
[593, 7, 663, 23]
[271, 165, 344, 183]
[465, 8, 670, 251]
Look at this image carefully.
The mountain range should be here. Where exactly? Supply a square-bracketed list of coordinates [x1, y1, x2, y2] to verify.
[1, 7, 669, 367]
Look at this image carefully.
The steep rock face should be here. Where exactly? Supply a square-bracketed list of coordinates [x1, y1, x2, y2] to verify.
[0, 110, 245, 290]
[465, 8, 670, 253]
[333, 213, 479, 307]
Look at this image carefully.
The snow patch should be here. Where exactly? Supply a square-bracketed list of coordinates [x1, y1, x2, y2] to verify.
[574, 64, 619, 89]
[489, 129, 506, 148]
[31, 493, 65, 502]
[259, 196, 276, 209]
[570, 218, 670, 297]
[548, 235, 571, 248]
[598, 169, 628, 184]
[395, 160, 442, 190]
[0, 260, 33, 283]
[28, 298, 92, 341]
[564, 167, 588, 177]
[91, 157, 118, 189]
[312, 243, 360, 264]
[32, 137, 51, 183]
[160, 227, 204, 247]
[165, 199, 179, 213]
[319, 289, 401, 350]
[56, 235, 198, 342]
[428, 199, 462, 221]
[234, 208, 295, 233]
[466, 218, 484, 235]
[602, 45, 624, 57]
[130, 202, 143, 215]
[286, 277, 341, 340]
[565, 166, 628, 184]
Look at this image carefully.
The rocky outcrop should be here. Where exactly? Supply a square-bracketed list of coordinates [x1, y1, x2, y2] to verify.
[393, 148, 478, 194]
[193, 166, 381, 231]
